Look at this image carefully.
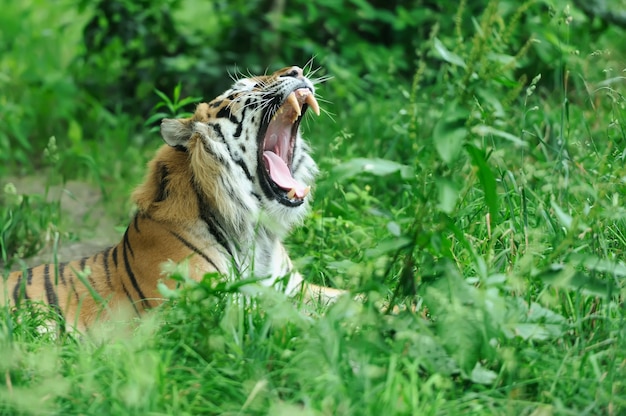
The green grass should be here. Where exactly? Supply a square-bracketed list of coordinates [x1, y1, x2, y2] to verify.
[2, 1, 626, 415]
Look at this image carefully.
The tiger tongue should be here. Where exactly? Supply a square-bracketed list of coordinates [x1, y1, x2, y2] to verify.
[263, 151, 309, 198]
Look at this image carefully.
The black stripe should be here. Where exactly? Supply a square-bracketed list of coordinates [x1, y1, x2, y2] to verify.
[43, 264, 65, 334]
[208, 122, 225, 141]
[65, 269, 81, 306]
[214, 123, 253, 182]
[217, 176, 249, 212]
[123, 230, 134, 258]
[12, 273, 28, 303]
[120, 281, 141, 318]
[209, 109, 243, 138]
[193, 182, 233, 258]
[232, 120, 243, 138]
[155, 164, 169, 202]
[78, 256, 98, 289]
[234, 101, 253, 138]
[234, 158, 253, 181]
[122, 234, 150, 310]
[133, 214, 141, 233]
[43, 264, 62, 317]
[198, 136, 229, 168]
[168, 230, 224, 274]
[201, 209, 232, 258]
[102, 246, 114, 291]
[112, 246, 119, 268]
[57, 262, 67, 286]
[216, 105, 240, 124]
[209, 99, 223, 108]
[292, 154, 304, 173]
[26, 268, 33, 285]
[219, 176, 236, 197]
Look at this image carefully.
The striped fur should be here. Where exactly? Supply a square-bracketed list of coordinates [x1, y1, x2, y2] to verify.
[1, 66, 344, 331]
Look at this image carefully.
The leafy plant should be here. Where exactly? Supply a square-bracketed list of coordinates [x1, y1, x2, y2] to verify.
[145, 83, 202, 132]
[0, 183, 61, 270]
[0, 1, 92, 171]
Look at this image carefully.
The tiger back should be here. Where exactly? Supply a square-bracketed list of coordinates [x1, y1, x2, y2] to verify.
[1, 66, 344, 331]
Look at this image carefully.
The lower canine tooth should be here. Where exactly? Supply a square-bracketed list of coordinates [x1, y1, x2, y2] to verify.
[287, 189, 296, 199]
[303, 186, 310, 197]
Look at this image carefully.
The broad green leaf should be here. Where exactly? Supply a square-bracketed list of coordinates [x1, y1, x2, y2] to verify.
[471, 124, 527, 146]
[145, 112, 171, 126]
[550, 200, 589, 232]
[436, 179, 460, 214]
[433, 37, 466, 68]
[423, 265, 494, 375]
[550, 200, 573, 229]
[326, 259, 360, 273]
[386, 221, 401, 237]
[364, 236, 411, 257]
[513, 323, 560, 341]
[269, 402, 317, 416]
[173, 82, 182, 103]
[504, 297, 566, 341]
[433, 104, 468, 164]
[535, 263, 618, 298]
[470, 362, 498, 385]
[465, 144, 499, 223]
[486, 52, 516, 66]
[153, 88, 172, 106]
[68, 120, 83, 145]
[394, 329, 459, 375]
[433, 123, 466, 165]
[571, 253, 626, 277]
[157, 282, 180, 299]
[177, 95, 203, 107]
[332, 158, 413, 180]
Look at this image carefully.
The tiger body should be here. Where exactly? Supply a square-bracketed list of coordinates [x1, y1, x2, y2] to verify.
[2, 66, 342, 331]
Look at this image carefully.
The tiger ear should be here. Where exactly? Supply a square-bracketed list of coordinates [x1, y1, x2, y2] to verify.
[161, 118, 192, 147]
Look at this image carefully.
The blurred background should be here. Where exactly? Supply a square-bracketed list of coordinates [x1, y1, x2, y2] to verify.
[2, 0, 625, 170]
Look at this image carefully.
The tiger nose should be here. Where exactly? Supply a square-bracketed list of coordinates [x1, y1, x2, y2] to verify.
[284, 66, 303, 79]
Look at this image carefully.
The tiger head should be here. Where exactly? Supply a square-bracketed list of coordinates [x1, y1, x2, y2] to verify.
[158, 66, 321, 236]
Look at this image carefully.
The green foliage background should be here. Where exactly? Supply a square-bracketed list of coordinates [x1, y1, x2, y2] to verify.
[2, 0, 626, 414]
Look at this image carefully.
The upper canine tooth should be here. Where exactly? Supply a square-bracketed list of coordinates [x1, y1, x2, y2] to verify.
[286, 92, 301, 117]
[305, 94, 320, 116]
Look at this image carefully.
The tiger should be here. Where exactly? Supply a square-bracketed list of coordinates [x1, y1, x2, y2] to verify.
[1, 65, 345, 332]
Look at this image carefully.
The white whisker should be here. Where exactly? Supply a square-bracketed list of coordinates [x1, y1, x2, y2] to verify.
[321, 107, 335, 122]
[311, 75, 333, 85]
[303, 57, 318, 77]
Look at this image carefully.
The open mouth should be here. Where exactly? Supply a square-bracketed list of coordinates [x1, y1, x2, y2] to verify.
[258, 87, 320, 206]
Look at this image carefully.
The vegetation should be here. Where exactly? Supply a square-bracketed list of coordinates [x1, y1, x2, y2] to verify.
[2, 0, 626, 414]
